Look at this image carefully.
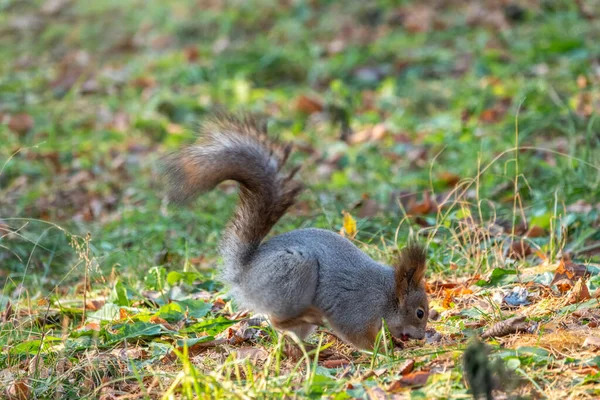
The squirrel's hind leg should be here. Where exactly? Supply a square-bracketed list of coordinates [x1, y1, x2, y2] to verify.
[285, 323, 317, 340]
[270, 307, 323, 340]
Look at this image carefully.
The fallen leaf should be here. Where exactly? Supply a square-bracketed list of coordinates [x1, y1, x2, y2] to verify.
[131, 76, 156, 89]
[340, 210, 357, 239]
[119, 308, 131, 320]
[398, 359, 415, 375]
[407, 191, 438, 216]
[583, 336, 600, 348]
[551, 259, 590, 286]
[6, 379, 29, 400]
[481, 316, 529, 339]
[442, 286, 473, 308]
[235, 347, 268, 362]
[438, 171, 460, 186]
[79, 322, 101, 331]
[2, 300, 13, 322]
[366, 386, 391, 400]
[41, 0, 71, 16]
[8, 113, 34, 135]
[347, 123, 387, 145]
[183, 46, 200, 63]
[357, 198, 381, 218]
[525, 225, 545, 238]
[388, 370, 431, 391]
[554, 278, 573, 294]
[85, 299, 105, 311]
[508, 239, 531, 259]
[149, 316, 169, 325]
[295, 95, 323, 114]
[212, 298, 226, 311]
[565, 277, 591, 305]
[28, 355, 49, 378]
[400, 5, 435, 33]
[321, 359, 351, 368]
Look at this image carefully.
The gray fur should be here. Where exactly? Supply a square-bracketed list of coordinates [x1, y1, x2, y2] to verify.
[165, 114, 429, 350]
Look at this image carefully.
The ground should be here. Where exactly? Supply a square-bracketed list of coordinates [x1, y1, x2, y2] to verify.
[1, 0, 600, 399]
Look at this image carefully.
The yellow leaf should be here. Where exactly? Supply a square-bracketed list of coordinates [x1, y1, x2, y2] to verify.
[341, 210, 357, 239]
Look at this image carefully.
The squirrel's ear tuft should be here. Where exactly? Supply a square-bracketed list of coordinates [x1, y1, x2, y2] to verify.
[394, 241, 427, 295]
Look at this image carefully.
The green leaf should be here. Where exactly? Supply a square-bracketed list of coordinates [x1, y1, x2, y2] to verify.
[154, 302, 185, 323]
[106, 322, 174, 344]
[87, 303, 121, 322]
[182, 316, 238, 335]
[145, 266, 167, 291]
[478, 268, 518, 286]
[505, 357, 521, 370]
[9, 336, 61, 356]
[175, 335, 215, 347]
[176, 299, 212, 319]
[167, 271, 203, 286]
[109, 280, 130, 306]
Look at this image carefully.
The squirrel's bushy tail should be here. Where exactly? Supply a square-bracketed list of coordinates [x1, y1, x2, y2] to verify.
[164, 114, 303, 264]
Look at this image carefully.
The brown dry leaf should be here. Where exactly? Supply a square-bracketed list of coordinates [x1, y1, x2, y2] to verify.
[167, 123, 185, 135]
[388, 370, 431, 391]
[28, 355, 49, 378]
[51, 51, 91, 93]
[550, 259, 590, 286]
[183, 46, 200, 63]
[85, 299, 105, 311]
[347, 123, 387, 145]
[466, 3, 509, 30]
[6, 379, 30, 400]
[80, 322, 101, 331]
[8, 113, 34, 135]
[357, 198, 381, 218]
[295, 95, 323, 114]
[340, 210, 357, 239]
[508, 239, 532, 259]
[583, 336, 600, 348]
[131, 76, 156, 89]
[108, 111, 129, 132]
[554, 278, 574, 294]
[41, 0, 71, 15]
[565, 277, 591, 305]
[438, 171, 460, 187]
[2, 300, 14, 322]
[481, 316, 528, 339]
[366, 387, 392, 400]
[407, 191, 438, 216]
[526, 225, 546, 238]
[235, 347, 268, 362]
[442, 287, 473, 309]
[479, 99, 511, 124]
[397, 359, 415, 375]
[321, 359, 351, 368]
[212, 298, 227, 311]
[283, 339, 335, 362]
[185, 339, 226, 357]
[400, 5, 435, 33]
[119, 308, 131, 320]
[149, 316, 169, 325]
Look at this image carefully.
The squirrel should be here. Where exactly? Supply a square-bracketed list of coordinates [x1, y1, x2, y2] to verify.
[164, 113, 429, 350]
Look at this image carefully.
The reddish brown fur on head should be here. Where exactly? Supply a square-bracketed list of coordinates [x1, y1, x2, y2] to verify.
[394, 241, 427, 298]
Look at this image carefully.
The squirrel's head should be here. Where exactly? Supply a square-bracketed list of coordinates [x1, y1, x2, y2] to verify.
[384, 242, 428, 340]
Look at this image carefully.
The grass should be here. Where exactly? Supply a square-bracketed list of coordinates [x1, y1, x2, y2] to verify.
[1, 0, 600, 398]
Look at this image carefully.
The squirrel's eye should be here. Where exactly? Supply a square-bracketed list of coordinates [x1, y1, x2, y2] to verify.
[416, 308, 425, 319]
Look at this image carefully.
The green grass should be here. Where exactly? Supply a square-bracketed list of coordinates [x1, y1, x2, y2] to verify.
[1, 0, 600, 398]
